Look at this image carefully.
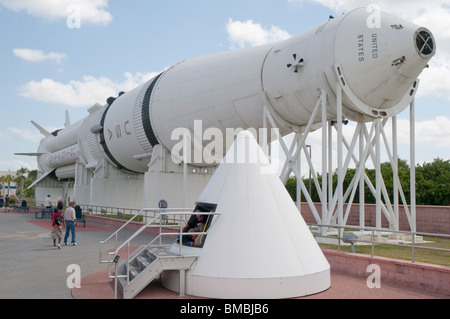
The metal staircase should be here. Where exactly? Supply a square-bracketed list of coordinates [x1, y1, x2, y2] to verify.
[99, 209, 219, 299]
[116, 245, 197, 299]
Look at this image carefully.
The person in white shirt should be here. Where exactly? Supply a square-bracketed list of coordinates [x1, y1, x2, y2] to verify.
[44, 195, 52, 208]
[63, 201, 78, 246]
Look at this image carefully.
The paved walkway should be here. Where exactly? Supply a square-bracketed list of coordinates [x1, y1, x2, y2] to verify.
[1, 209, 448, 300]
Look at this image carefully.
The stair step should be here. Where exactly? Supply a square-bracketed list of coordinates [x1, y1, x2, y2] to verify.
[148, 246, 178, 257]
[144, 250, 158, 262]
[128, 265, 140, 281]
[136, 256, 151, 270]
[113, 245, 198, 299]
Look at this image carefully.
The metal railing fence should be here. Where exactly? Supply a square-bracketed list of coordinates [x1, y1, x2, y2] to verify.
[307, 223, 450, 264]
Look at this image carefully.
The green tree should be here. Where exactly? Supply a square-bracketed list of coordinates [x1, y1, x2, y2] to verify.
[0, 175, 5, 196]
[4, 174, 13, 196]
[285, 177, 297, 202]
[285, 158, 448, 206]
[416, 158, 450, 206]
[14, 167, 29, 201]
[24, 169, 38, 199]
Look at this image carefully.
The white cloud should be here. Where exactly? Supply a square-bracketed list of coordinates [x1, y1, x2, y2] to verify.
[416, 55, 450, 100]
[0, 0, 112, 26]
[397, 116, 450, 148]
[0, 159, 38, 171]
[226, 18, 291, 49]
[8, 127, 43, 143]
[290, 0, 450, 18]
[13, 48, 67, 64]
[18, 71, 159, 107]
[0, 131, 10, 140]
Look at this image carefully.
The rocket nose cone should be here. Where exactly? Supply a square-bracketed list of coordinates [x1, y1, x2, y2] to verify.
[415, 28, 436, 59]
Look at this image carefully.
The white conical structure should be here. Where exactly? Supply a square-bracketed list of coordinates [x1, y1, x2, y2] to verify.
[165, 131, 330, 298]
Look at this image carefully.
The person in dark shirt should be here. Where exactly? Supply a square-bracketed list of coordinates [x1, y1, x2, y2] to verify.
[5, 195, 10, 211]
[179, 211, 206, 245]
[182, 213, 205, 232]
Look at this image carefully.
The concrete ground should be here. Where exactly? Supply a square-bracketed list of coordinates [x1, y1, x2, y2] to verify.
[1, 209, 448, 300]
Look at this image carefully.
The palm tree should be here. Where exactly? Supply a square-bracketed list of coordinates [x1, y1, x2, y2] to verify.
[0, 175, 5, 196]
[15, 167, 29, 201]
[24, 169, 38, 200]
[4, 174, 12, 196]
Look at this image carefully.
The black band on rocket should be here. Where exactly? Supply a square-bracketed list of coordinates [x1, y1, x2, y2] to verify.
[99, 100, 140, 174]
[142, 73, 163, 147]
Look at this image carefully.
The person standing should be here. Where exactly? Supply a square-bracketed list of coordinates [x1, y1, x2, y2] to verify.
[63, 201, 77, 246]
[57, 197, 64, 212]
[51, 208, 64, 249]
[44, 195, 52, 208]
[5, 194, 10, 211]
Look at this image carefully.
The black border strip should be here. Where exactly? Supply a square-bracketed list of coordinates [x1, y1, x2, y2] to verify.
[142, 73, 163, 147]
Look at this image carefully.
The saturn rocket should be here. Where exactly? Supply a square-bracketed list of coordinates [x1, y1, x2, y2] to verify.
[21, 7, 435, 208]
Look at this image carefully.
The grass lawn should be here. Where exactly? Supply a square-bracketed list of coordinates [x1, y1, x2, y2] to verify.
[319, 235, 450, 267]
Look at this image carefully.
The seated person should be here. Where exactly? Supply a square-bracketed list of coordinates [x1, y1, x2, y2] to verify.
[186, 224, 205, 247]
[179, 211, 206, 245]
[182, 212, 206, 233]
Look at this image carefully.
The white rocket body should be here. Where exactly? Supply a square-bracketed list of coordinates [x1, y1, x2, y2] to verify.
[30, 7, 434, 182]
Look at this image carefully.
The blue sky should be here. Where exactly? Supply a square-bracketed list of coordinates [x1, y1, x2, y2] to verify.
[1, 0, 449, 174]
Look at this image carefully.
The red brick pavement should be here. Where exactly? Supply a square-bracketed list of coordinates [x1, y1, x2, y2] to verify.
[27, 218, 115, 232]
[72, 268, 448, 299]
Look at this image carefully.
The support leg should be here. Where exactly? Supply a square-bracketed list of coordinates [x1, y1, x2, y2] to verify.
[179, 269, 186, 297]
[336, 82, 344, 237]
[410, 100, 416, 232]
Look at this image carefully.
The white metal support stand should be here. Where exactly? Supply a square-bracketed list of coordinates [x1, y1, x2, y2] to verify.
[296, 136, 302, 213]
[375, 118, 382, 232]
[179, 269, 186, 297]
[321, 90, 328, 235]
[262, 80, 417, 233]
[336, 82, 344, 237]
[392, 115, 399, 231]
[182, 130, 189, 208]
[410, 100, 417, 233]
[359, 120, 365, 228]
[262, 91, 325, 225]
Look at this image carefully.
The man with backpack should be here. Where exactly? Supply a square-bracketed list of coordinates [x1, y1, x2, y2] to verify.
[51, 208, 65, 249]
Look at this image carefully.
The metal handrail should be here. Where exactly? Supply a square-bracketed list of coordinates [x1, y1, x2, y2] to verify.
[99, 207, 199, 263]
[99, 207, 152, 264]
[307, 223, 450, 263]
[101, 209, 221, 298]
[81, 203, 188, 223]
[100, 209, 146, 243]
